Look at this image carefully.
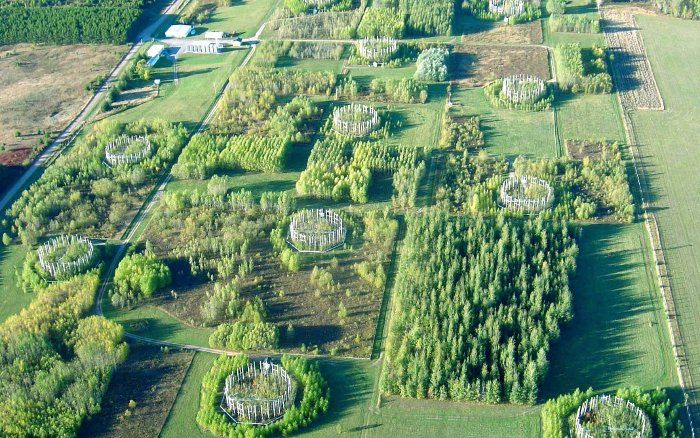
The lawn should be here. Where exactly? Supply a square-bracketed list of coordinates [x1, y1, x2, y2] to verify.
[542, 223, 677, 398]
[0, 243, 31, 323]
[197, 0, 280, 38]
[555, 93, 624, 146]
[628, 13, 700, 414]
[451, 86, 559, 158]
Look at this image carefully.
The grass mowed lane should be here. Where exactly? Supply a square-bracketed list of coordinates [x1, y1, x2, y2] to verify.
[0, 244, 31, 323]
[630, 14, 700, 416]
[542, 223, 677, 398]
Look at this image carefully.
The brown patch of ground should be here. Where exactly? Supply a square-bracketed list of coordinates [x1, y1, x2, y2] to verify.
[113, 85, 158, 108]
[78, 343, 194, 438]
[0, 43, 125, 166]
[458, 18, 543, 45]
[451, 45, 551, 87]
[565, 139, 605, 160]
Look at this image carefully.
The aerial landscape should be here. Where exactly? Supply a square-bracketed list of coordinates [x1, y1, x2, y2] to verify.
[0, 0, 699, 436]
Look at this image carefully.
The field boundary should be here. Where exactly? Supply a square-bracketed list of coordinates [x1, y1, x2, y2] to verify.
[615, 95, 698, 437]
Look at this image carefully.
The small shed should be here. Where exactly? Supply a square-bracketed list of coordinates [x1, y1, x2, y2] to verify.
[147, 44, 165, 67]
[165, 24, 194, 39]
[204, 31, 227, 39]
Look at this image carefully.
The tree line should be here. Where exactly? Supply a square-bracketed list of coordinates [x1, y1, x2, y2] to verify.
[0, 5, 141, 44]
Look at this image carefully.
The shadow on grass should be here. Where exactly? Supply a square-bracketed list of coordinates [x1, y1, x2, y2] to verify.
[541, 223, 652, 400]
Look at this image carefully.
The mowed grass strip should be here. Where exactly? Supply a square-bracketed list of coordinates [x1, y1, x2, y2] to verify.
[0, 244, 31, 323]
[629, 14, 700, 403]
[542, 223, 677, 398]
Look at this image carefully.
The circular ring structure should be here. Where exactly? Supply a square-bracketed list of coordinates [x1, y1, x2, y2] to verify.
[104, 134, 152, 166]
[501, 74, 546, 104]
[488, 0, 525, 16]
[287, 208, 346, 253]
[357, 37, 398, 62]
[332, 103, 380, 137]
[499, 175, 553, 213]
[221, 360, 294, 426]
[301, 0, 335, 6]
[37, 235, 95, 278]
[574, 394, 652, 438]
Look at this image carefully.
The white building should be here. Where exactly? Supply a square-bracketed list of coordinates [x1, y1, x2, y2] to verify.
[204, 31, 227, 39]
[165, 24, 194, 39]
[146, 44, 165, 67]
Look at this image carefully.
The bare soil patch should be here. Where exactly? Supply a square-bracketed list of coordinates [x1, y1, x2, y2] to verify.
[451, 45, 551, 87]
[78, 343, 194, 438]
[0, 43, 125, 166]
[459, 19, 543, 45]
[565, 139, 605, 160]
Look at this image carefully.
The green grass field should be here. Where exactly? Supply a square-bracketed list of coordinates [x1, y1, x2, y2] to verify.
[0, 244, 31, 323]
[629, 14, 700, 411]
[542, 223, 677, 398]
[555, 93, 624, 146]
[451, 87, 559, 158]
[197, 0, 279, 38]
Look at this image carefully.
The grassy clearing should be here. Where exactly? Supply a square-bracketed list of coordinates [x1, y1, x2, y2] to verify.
[195, 0, 279, 38]
[451, 86, 558, 158]
[0, 243, 31, 323]
[629, 13, 700, 404]
[555, 93, 624, 144]
[542, 223, 677, 398]
[160, 351, 217, 438]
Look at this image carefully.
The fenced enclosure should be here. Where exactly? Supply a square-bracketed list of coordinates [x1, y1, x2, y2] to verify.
[221, 360, 294, 425]
[37, 234, 95, 278]
[302, 0, 336, 5]
[499, 175, 553, 213]
[488, 0, 525, 16]
[184, 42, 222, 54]
[575, 394, 652, 438]
[104, 134, 152, 166]
[357, 36, 398, 62]
[287, 208, 346, 252]
[332, 103, 380, 137]
[501, 74, 546, 104]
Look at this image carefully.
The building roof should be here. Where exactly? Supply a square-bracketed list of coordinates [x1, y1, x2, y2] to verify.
[165, 24, 194, 38]
[204, 31, 226, 39]
[147, 44, 165, 58]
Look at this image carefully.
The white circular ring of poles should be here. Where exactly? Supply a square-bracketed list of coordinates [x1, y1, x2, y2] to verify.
[37, 234, 95, 278]
[501, 74, 546, 104]
[332, 103, 380, 137]
[287, 208, 346, 253]
[488, 0, 525, 16]
[575, 394, 652, 438]
[357, 36, 398, 62]
[221, 360, 294, 426]
[499, 175, 553, 213]
[104, 134, 152, 166]
[302, 0, 334, 4]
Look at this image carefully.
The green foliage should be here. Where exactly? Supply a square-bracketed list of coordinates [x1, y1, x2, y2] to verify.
[356, 7, 406, 38]
[414, 47, 449, 82]
[484, 79, 554, 111]
[554, 43, 612, 94]
[354, 260, 386, 288]
[8, 119, 187, 242]
[654, 0, 700, 18]
[463, 0, 541, 23]
[0, 272, 127, 437]
[399, 0, 454, 35]
[196, 355, 329, 437]
[392, 162, 425, 208]
[209, 320, 279, 350]
[0, 5, 141, 44]
[369, 78, 428, 103]
[440, 115, 485, 150]
[437, 145, 634, 222]
[111, 248, 171, 308]
[545, 0, 566, 14]
[549, 14, 600, 33]
[180, 0, 216, 24]
[541, 387, 683, 438]
[271, 8, 365, 39]
[382, 211, 577, 404]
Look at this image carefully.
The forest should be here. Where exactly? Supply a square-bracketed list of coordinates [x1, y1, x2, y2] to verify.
[381, 210, 578, 404]
[0, 3, 142, 44]
[554, 43, 613, 94]
[7, 119, 187, 243]
[399, 0, 454, 36]
[0, 271, 127, 437]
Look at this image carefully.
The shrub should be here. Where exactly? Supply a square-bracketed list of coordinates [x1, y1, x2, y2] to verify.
[414, 47, 449, 82]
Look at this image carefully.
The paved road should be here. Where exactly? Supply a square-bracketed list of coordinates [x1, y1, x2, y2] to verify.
[0, 0, 187, 214]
